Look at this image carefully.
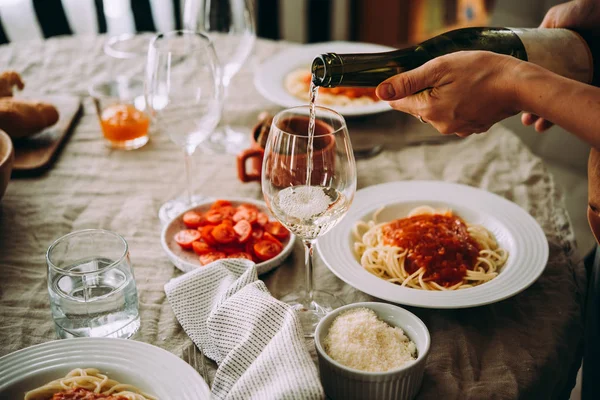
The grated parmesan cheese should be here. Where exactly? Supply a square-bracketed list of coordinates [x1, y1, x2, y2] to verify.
[323, 308, 417, 372]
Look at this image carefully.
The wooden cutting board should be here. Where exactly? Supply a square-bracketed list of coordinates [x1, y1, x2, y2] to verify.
[12, 94, 82, 175]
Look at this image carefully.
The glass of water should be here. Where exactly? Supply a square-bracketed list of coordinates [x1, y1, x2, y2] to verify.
[46, 229, 140, 339]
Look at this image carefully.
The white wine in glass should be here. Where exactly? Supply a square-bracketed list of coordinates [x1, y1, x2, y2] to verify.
[146, 30, 223, 223]
[262, 106, 357, 337]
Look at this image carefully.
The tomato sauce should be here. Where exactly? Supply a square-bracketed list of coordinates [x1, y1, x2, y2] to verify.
[319, 86, 379, 100]
[52, 388, 128, 399]
[381, 214, 480, 286]
[301, 73, 379, 100]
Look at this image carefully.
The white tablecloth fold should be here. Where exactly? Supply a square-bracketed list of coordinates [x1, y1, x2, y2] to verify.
[164, 259, 324, 400]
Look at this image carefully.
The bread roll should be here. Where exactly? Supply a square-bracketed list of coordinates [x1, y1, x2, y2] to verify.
[0, 99, 60, 139]
[0, 71, 25, 97]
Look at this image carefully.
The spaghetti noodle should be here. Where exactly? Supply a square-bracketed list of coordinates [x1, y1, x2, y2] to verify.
[353, 206, 508, 291]
[24, 368, 156, 400]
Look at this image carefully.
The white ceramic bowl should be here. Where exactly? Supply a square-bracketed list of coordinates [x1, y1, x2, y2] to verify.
[161, 197, 295, 275]
[0, 338, 211, 399]
[314, 302, 430, 400]
[0, 129, 14, 202]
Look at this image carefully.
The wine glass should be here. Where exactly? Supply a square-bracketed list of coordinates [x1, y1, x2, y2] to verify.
[261, 106, 357, 337]
[184, 0, 256, 154]
[146, 31, 223, 223]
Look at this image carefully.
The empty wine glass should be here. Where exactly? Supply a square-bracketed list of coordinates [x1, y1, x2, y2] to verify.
[146, 31, 223, 223]
[184, 0, 256, 154]
[262, 106, 357, 337]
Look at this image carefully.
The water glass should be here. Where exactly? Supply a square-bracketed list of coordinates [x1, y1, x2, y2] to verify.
[46, 229, 140, 339]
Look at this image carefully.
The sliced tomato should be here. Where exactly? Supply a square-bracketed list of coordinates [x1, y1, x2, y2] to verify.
[201, 225, 218, 246]
[263, 232, 283, 246]
[211, 223, 237, 244]
[199, 251, 226, 266]
[233, 220, 252, 243]
[221, 219, 234, 227]
[256, 212, 269, 226]
[192, 241, 214, 256]
[182, 211, 203, 229]
[174, 229, 201, 250]
[245, 240, 261, 263]
[253, 239, 283, 261]
[233, 207, 258, 224]
[227, 252, 253, 261]
[221, 205, 236, 218]
[205, 209, 225, 224]
[251, 226, 264, 240]
[264, 221, 290, 241]
[211, 200, 232, 209]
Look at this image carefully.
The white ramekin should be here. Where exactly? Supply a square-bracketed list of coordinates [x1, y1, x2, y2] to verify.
[314, 302, 430, 400]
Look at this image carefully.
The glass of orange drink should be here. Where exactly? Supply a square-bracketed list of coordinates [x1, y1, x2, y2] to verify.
[89, 78, 150, 150]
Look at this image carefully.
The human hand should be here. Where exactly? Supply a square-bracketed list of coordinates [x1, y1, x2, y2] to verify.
[522, 0, 600, 131]
[375, 51, 522, 136]
[541, 0, 600, 32]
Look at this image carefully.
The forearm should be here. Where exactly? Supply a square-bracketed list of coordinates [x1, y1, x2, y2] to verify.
[515, 62, 600, 149]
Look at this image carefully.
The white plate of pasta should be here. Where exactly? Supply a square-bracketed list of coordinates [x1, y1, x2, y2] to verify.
[317, 180, 549, 309]
[254, 41, 394, 117]
[0, 337, 211, 399]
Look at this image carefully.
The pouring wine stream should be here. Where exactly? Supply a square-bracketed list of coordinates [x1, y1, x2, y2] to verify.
[307, 81, 318, 187]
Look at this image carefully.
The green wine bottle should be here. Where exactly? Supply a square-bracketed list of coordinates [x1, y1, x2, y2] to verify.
[311, 27, 593, 87]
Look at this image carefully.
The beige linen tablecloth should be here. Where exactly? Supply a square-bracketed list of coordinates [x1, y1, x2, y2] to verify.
[0, 35, 587, 400]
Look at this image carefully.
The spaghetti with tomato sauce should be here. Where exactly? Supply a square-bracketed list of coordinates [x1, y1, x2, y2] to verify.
[51, 388, 128, 399]
[353, 206, 508, 291]
[24, 368, 155, 400]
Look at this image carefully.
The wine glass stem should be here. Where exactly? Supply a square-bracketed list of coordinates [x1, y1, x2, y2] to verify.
[221, 79, 231, 126]
[303, 239, 315, 302]
[183, 147, 195, 205]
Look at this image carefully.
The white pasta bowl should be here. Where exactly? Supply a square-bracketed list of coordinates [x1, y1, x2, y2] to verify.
[314, 302, 430, 400]
[0, 338, 211, 399]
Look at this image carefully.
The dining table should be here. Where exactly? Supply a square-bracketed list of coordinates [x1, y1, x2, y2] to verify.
[0, 34, 587, 400]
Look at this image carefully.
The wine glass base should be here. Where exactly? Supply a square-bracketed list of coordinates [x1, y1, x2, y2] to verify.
[206, 125, 251, 154]
[281, 290, 345, 338]
[158, 195, 211, 225]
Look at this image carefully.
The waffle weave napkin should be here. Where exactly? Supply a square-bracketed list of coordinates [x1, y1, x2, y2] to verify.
[164, 259, 324, 400]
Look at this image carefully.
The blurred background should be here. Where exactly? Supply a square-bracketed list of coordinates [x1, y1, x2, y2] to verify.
[0, 0, 540, 46]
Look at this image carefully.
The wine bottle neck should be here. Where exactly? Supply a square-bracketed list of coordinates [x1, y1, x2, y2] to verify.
[311, 47, 421, 88]
[311, 52, 343, 87]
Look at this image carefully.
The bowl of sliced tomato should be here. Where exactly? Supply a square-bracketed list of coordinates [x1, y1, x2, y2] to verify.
[161, 198, 295, 275]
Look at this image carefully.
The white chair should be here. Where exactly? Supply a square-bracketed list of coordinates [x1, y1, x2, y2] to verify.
[0, 0, 183, 44]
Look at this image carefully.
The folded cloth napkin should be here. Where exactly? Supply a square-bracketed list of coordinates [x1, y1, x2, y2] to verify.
[164, 259, 324, 400]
